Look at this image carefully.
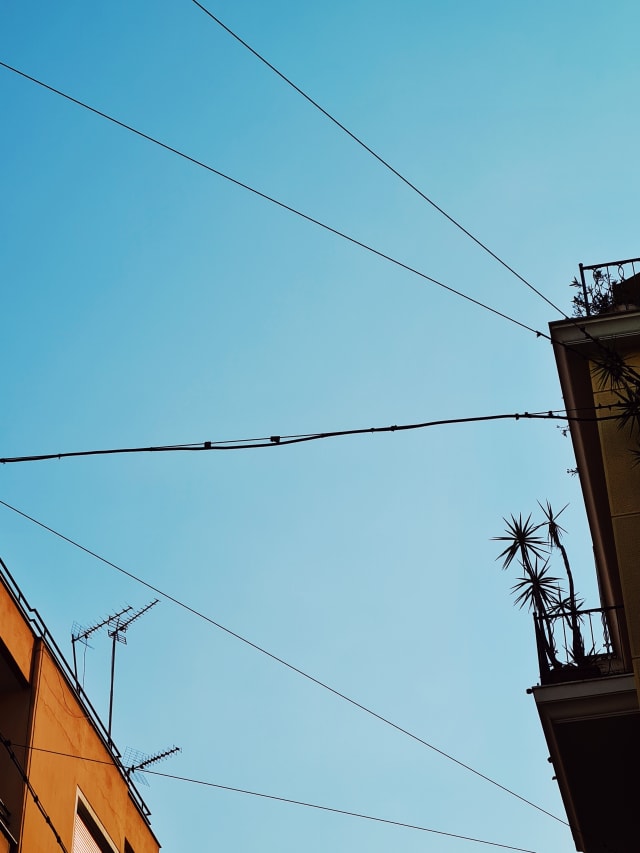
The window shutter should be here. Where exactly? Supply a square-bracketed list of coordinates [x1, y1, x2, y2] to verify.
[72, 810, 103, 853]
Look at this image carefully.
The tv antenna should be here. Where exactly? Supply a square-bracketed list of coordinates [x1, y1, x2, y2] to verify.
[71, 605, 133, 688]
[107, 599, 159, 744]
[122, 745, 181, 787]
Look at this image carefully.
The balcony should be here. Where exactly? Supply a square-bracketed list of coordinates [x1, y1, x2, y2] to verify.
[533, 604, 631, 686]
[531, 603, 639, 852]
[573, 256, 640, 317]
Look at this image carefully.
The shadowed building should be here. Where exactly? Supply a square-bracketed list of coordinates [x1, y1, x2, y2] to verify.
[0, 558, 160, 853]
[532, 258, 640, 853]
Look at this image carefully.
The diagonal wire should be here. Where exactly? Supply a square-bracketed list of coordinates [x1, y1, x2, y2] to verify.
[13, 744, 540, 852]
[0, 498, 567, 826]
[0, 734, 70, 852]
[191, 3, 640, 382]
[189, 0, 569, 320]
[0, 60, 545, 340]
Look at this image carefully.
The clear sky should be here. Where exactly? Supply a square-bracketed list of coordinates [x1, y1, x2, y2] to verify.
[1, 2, 639, 851]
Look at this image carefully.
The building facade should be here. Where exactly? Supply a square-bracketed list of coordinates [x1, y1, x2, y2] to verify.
[531, 259, 640, 853]
[0, 558, 160, 853]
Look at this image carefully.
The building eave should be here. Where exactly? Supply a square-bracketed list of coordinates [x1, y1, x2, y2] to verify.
[549, 310, 640, 615]
[532, 673, 639, 852]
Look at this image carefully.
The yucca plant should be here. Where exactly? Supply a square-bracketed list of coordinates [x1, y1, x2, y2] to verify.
[494, 514, 561, 669]
[590, 350, 640, 462]
[494, 507, 586, 670]
[538, 502, 585, 663]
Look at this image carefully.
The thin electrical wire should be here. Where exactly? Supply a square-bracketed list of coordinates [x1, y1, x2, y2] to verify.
[0, 60, 545, 340]
[1, 60, 634, 389]
[14, 744, 540, 852]
[144, 770, 541, 852]
[0, 498, 567, 827]
[189, 0, 569, 321]
[0, 734, 70, 853]
[188, 3, 640, 380]
[2, 58, 628, 377]
[0, 406, 622, 465]
[0, 37, 628, 850]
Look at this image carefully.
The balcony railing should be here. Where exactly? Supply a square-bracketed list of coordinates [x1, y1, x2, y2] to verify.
[533, 604, 630, 685]
[573, 257, 640, 317]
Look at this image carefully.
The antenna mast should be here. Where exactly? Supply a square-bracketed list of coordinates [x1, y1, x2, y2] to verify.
[123, 745, 181, 787]
[107, 599, 159, 744]
[71, 605, 133, 686]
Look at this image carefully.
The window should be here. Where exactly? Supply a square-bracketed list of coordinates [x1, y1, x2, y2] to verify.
[72, 798, 117, 853]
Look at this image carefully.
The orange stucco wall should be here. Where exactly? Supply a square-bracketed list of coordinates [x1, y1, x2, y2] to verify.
[0, 581, 33, 684]
[0, 575, 160, 853]
[20, 642, 160, 853]
[0, 580, 35, 839]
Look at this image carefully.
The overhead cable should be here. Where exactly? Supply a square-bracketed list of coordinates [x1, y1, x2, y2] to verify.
[0, 498, 567, 827]
[0, 405, 622, 465]
[0, 733, 70, 853]
[188, 4, 640, 376]
[189, 0, 569, 320]
[17, 743, 540, 852]
[0, 60, 545, 340]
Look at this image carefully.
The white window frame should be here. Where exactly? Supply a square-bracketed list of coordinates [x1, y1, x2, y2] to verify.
[72, 791, 119, 853]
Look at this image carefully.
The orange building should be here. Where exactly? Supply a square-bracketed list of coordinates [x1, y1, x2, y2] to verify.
[530, 258, 640, 852]
[0, 557, 160, 853]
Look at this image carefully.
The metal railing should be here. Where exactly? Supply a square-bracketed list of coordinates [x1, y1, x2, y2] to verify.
[574, 257, 640, 317]
[0, 557, 152, 821]
[533, 604, 630, 685]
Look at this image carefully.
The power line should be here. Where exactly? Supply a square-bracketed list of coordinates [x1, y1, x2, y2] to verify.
[0, 60, 546, 340]
[16, 743, 541, 852]
[0, 498, 567, 827]
[145, 770, 541, 852]
[1, 60, 627, 381]
[0, 406, 622, 465]
[0, 734, 70, 853]
[189, 0, 569, 321]
[188, 4, 640, 378]
[4, 57, 622, 375]
[0, 65, 629, 380]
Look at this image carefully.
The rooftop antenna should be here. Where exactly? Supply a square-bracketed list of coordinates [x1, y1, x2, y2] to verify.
[107, 599, 159, 744]
[71, 605, 133, 688]
[122, 745, 181, 787]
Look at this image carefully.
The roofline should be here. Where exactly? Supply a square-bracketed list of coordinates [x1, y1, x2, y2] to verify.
[0, 555, 160, 843]
[548, 310, 640, 613]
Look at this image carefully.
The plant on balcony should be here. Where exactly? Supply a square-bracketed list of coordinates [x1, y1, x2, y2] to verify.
[494, 505, 585, 672]
[590, 350, 640, 467]
[567, 268, 640, 464]
[571, 271, 615, 317]
[571, 265, 640, 317]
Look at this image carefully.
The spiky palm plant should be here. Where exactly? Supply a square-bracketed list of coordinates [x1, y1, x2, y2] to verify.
[494, 514, 561, 669]
[538, 502, 585, 663]
[590, 350, 640, 462]
[590, 350, 630, 391]
[511, 558, 560, 612]
[613, 384, 640, 437]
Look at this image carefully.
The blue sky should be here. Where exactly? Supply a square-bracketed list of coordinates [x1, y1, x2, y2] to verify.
[1, 2, 639, 851]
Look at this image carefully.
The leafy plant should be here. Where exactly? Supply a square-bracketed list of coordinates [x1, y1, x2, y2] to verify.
[571, 271, 615, 317]
[568, 264, 640, 464]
